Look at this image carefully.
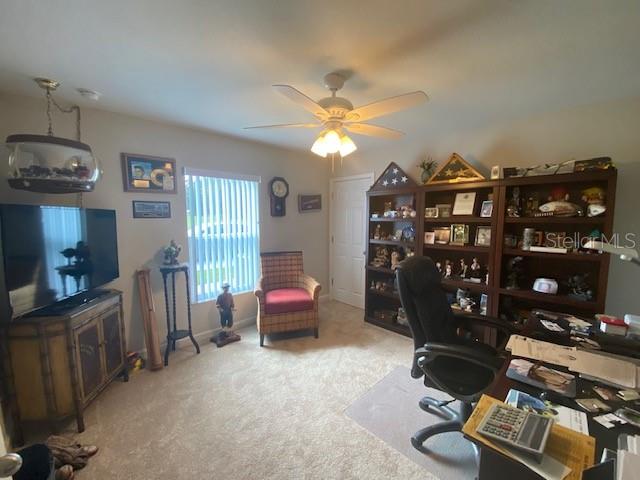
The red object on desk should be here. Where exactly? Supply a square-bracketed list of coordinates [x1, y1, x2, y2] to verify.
[597, 314, 627, 335]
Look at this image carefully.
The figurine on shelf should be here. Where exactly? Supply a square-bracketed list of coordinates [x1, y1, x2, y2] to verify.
[582, 187, 606, 217]
[435, 261, 442, 274]
[565, 274, 594, 302]
[373, 224, 382, 240]
[210, 283, 241, 346]
[370, 247, 390, 268]
[391, 251, 401, 270]
[524, 193, 540, 217]
[163, 240, 182, 265]
[506, 187, 522, 217]
[469, 257, 483, 279]
[458, 258, 468, 279]
[505, 256, 524, 290]
[444, 261, 453, 279]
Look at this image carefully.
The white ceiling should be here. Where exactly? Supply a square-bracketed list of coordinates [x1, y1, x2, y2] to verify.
[1, 0, 639, 152]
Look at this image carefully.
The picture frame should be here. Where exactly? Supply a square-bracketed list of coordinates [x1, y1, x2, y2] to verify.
[475, 226, 492, 247]
[298, 194, 321, 212]
[132, 200, 171, 219]
[424, 231, 435, 245]
[424, 207, 439, 218]
[434, 227, 451, 244]
[450, 224, 469, 245]
[480, 200, 493, 218]
[435, 203, 452, 218]
[121, 153, 177, 193]
[452, 192, 477, 216]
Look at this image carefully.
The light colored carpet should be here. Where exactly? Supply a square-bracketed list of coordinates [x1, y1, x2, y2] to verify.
[345, 366, 477, 480]
[60, 300, 439, 479]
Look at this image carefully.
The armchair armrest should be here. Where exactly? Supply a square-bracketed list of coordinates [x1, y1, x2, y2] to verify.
[254, 276, 265, 300]
[300, 274, 321, 300]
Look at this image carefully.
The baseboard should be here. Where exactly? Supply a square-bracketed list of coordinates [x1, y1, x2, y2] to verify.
[138, 316, 256, 359]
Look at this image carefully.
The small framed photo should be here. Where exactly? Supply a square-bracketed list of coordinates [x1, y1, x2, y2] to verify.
[480, 200, 493, 218]
[475, 226, 492, 247]
[435, 204, 452, 218]
[450, 224, 469, 245]
[298, 194, 321, 212]
[121, 153, 177, 193]
[434, 227, 451, 244]
[424, 231, 435, 244]
[132, 200, 171, 219]
[452, 192, 477, 216]
[424, 207, 439, 218]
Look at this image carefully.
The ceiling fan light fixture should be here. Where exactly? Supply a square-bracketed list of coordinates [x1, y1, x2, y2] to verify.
[323, 129, 341, 154]
[339, 133, 357, 157]
[310, 134, 328, 157]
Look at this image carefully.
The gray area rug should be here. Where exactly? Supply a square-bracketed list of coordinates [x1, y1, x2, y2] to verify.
[345, 366, 478, 480]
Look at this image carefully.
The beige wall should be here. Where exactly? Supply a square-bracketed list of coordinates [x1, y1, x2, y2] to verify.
[334, 96, 640, 318]
[0, 93, 330, 351]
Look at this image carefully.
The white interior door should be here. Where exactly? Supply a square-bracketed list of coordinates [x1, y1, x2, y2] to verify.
[330, 174, 374, 308]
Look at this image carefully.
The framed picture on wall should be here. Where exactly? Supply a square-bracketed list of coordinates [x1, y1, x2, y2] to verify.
[298, 194, 322, 212]
[132, 200, 171, 219]
[121, 153, 177, 193]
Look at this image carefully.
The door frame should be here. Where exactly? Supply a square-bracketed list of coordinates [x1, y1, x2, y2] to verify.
[329, 172, 375, 305]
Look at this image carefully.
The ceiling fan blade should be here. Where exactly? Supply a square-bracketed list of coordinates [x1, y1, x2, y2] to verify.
[344, 91, 428, 122]
[273, 85, 330, 121]
[344, 123, 404, 139]
[244, 122, 320, 130]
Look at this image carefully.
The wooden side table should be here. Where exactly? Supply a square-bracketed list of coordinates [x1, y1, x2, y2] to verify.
[159, 263, 200, 365]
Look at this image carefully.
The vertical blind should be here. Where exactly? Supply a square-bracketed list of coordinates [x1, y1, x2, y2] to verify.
[184, 169, 260, 302]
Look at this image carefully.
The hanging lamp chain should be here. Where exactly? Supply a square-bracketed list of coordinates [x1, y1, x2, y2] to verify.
[44, 87, 82, 141]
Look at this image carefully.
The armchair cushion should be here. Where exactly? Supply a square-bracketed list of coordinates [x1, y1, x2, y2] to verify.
[264, 288, 314, 315]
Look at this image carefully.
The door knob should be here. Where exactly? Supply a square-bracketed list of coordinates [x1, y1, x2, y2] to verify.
[0, 452, 22, 477]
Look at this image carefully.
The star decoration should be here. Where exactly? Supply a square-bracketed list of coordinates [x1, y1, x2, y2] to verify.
[393, 168, 399, 174]
[401, 176, 408, 183]
[382, 180, 388, 186]
[444, 168, 454, 177]
[391, 178, 398, 185]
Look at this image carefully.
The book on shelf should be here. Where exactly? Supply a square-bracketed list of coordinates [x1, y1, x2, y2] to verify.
[529, 246, 569, 254]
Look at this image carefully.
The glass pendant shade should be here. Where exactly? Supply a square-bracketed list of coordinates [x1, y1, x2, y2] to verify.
[339, 134, 357, 157]
[4, 134, 100, 193]
[310, 134, 328, 157]
[323, 130, 341, 154]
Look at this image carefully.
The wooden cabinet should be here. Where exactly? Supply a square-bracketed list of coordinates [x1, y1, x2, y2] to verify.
[4, 290, 127, 444]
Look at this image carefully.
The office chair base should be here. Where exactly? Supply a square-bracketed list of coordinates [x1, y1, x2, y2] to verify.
[413, 398, 476, 457]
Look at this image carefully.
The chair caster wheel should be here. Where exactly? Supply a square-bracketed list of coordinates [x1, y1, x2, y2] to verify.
[411, 436, 424, 451]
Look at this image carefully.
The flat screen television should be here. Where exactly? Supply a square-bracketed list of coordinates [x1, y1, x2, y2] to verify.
[0, 204, 119, 319]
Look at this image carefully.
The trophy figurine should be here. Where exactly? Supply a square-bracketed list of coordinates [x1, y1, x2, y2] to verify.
[210, 282, 241, 347]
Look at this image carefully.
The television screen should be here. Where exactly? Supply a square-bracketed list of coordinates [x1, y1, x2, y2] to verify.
[0, 205, 119, 318]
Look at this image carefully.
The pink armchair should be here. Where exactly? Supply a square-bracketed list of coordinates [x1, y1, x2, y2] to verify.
[254, 251, 321, 346]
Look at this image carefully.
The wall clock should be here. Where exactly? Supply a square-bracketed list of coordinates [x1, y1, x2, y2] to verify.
[269, 177, 289, 216]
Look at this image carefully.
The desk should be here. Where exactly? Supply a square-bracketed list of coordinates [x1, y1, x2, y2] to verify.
[470, 315, 640, 479]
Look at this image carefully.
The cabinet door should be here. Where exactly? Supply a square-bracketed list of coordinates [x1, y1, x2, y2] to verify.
[75, 320, 103, 401]
[101, 308, 124, 378]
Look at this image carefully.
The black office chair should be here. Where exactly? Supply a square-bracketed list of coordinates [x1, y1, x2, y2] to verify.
[395, 256, 514, 453]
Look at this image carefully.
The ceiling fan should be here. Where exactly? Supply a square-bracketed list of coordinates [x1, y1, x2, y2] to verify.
[245, 73, 428, 158]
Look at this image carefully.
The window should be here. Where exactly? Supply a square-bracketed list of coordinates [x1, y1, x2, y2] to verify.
[184, 169, 260, 302]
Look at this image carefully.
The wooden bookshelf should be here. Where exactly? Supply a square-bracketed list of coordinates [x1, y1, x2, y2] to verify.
[365, 166, 617, 335]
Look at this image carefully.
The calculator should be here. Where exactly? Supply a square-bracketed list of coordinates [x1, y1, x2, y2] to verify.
[476, 403, 553, 463]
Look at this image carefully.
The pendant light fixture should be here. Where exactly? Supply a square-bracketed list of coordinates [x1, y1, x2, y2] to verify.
[3, 78, 100, 193]
[310, 128, 358, 158]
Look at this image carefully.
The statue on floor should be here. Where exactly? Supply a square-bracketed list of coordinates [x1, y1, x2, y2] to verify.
[210, 283, 241, 347]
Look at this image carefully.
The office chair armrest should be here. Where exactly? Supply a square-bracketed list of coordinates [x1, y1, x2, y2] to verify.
[415, 343, 504, 372]
[452, 312, 517, 337]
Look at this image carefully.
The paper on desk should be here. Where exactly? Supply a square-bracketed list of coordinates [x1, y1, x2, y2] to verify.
[618, 450, 640, 480]
[463, 395, 595, 480]
[506, 335, 639, 388]
[506, 335, 579, 366]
